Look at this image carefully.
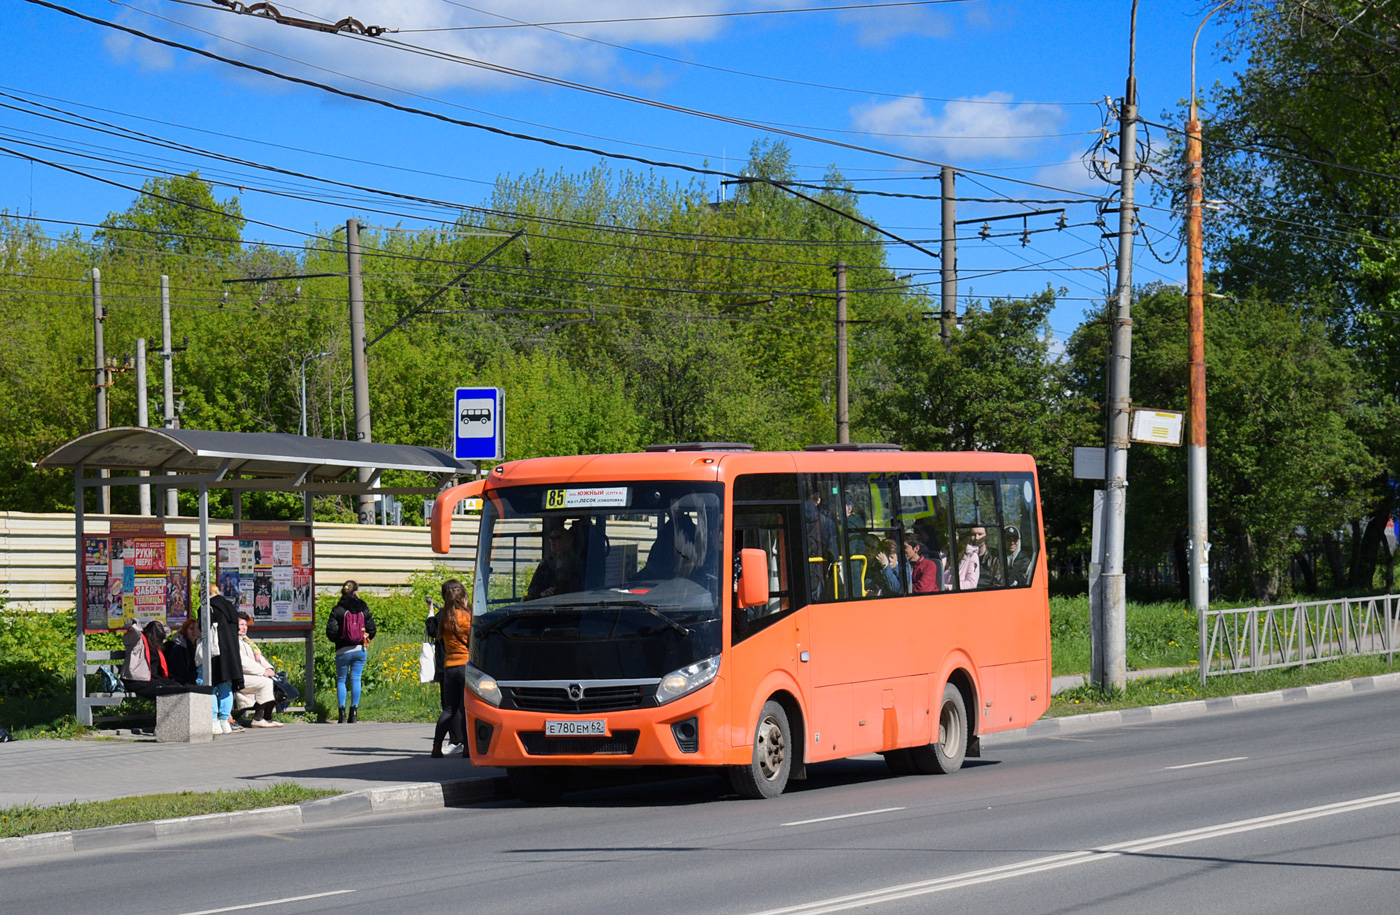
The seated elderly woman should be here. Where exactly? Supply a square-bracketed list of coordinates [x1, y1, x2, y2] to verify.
[233, 612, 283, 728]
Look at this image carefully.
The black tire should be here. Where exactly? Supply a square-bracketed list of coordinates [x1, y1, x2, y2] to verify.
[728, 699, 792, 799]
[882, 748, 917, 776]
[507, 766, 570, 804]
[909, 683, 967, 775]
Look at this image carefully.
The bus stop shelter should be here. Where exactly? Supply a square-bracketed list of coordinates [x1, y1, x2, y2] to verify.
[39, 427, 474, 725]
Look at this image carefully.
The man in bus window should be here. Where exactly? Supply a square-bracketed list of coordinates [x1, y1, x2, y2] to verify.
[1005, 526, 1032, 586]
[902, 535, 940, 594]
[526, 524, 583, 599]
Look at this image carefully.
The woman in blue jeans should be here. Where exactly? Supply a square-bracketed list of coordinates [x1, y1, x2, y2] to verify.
[325, 580, 376, 722]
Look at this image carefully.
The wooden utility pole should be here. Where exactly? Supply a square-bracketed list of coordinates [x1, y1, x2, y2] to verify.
[347, 218, 375, 525]
[836, 261, 849, 444]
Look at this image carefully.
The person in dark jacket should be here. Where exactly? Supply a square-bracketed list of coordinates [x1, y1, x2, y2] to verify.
[163, 618, 203, 685]
[325, 580, 376, 723]
[208, 581, 245, 734]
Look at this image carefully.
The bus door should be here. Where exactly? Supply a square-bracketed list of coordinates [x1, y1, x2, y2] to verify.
[729, 478, 804, 754]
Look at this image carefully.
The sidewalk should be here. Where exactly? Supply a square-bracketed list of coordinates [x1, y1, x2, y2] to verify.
[0, 721, 501, 808]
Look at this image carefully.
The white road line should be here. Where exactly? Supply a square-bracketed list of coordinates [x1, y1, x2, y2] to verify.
[177, 890, 355, 915]
[783, 807, 906, 827]
[1164, 756, 1249, 770]
[745, 790, 1400, 915]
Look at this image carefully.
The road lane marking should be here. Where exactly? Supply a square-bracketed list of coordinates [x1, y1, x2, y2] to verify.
[177, 890, 355, 915]
[783, 807, 906, 827]
[1164, 756, 1249, 770]
[745, 790, 1400, 915]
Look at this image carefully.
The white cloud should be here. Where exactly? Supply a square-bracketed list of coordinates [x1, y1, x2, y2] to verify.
[117, 0, 748, 93]
[837, 6, 953, 47]
[850, 92, 1067, 159]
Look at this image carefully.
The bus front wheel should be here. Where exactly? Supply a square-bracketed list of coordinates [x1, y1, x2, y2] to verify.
[909, 684, 967, 775]
[507, 766, 570, 804]
[729, 700, 792, 799]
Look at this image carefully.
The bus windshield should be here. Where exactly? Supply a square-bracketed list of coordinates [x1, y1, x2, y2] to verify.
[473, 481, 724, 680]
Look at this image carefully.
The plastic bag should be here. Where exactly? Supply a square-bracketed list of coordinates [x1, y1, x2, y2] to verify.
[418, 641, 436, 684]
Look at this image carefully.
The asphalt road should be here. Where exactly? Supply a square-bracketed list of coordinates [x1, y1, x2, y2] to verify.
[6, 689, 1399, 915]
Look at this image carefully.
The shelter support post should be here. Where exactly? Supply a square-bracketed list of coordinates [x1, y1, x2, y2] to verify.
[75, 461, 89, 726]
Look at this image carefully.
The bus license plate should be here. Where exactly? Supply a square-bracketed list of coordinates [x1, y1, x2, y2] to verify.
[545, 719, 607, 737]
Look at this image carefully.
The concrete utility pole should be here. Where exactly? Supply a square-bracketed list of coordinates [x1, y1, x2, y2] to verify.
[137, 338, 150, 515]
[1189, 4, 1227, 683]
[347, 218, 375, 524]
[1098, 0, 1140, 692]
[835, 261, 849, 444]
[941, 166, 957, 350]
[161, 275, 178, 516]
[91, 267, 109, 514]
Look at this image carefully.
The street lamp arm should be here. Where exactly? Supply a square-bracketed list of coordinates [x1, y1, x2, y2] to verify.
[1192, 1, 1235, 122]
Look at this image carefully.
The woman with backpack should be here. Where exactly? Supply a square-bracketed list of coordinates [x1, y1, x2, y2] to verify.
[326, 580, 376, 723]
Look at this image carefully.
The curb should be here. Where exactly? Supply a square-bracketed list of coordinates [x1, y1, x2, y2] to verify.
[984, 670, 1400, 746]
[0, 776, 502, 861]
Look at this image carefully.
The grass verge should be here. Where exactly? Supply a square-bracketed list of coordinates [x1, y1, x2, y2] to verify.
[1048, 654, 1400, 717]
[0, 782, 338, 839]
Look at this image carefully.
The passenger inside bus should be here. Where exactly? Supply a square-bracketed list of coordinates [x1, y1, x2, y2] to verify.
[972, 525, 1002, 589]
[952, 529, 980, 590]
[868, 537, 902, 596]
[526, 522, 583, 599]
[1005, 526, 1032, 586]
[902, 534, 941, 593]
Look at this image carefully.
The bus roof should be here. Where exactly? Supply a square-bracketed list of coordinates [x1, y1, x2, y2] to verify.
[487, 449, 1038, 488]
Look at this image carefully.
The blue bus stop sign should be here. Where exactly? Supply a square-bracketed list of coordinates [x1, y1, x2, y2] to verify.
[454, 387, 503, 461]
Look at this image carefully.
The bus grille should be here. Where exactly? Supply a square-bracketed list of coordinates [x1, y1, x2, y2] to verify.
[519, 730, 641, 756]
[507, 685, 649, 713]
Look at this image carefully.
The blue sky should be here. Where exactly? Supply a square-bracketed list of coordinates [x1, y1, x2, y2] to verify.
[3, 1, 1238, 339]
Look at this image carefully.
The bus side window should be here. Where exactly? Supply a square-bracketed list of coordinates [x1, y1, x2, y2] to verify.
[1001, 474, 1038, 587]
[848, 473, 902, 599]
[732, 505, 798, 644]
[799, 473, 845, 603]
[896, 473, 948, 594]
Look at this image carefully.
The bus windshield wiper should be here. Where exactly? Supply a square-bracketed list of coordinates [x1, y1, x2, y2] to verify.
[550, 599, 692, 636]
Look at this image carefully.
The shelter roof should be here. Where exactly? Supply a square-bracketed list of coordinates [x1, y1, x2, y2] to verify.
[39, 427, 470, 482]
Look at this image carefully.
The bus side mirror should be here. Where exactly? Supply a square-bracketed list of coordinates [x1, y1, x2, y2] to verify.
[736, 548, 770, 609]
[430, 479, 486, 554]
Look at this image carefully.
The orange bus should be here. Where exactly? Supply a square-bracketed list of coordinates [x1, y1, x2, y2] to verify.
[430, 443, 1050, 801]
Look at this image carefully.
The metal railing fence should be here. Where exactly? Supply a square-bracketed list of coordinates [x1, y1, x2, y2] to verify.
[1199, 594, 1398, 682]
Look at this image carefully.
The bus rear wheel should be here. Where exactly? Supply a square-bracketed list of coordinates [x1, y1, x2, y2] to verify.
[909, 684, 967, 775]
[507, 766, 570, 804]
[729, 700, 791, 799]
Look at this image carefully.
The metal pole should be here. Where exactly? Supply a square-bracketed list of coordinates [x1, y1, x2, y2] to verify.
[300, 351, 331, 437]
[92, 268, 109, 514]
[347, 219, 375, 525]
[137, 339, 151, 515]
[161, 275, 178, 516]
[835, 261, 849, 444]
[1189, 3, 1227, 685]
[75, 461, 89, 726]
[1099, 1, 1139, 692]
[940, 165, 956, 350]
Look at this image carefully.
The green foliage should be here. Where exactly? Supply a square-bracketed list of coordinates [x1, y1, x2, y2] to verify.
[96, 172, 245, 259]
[1071, 284, 1377, 600]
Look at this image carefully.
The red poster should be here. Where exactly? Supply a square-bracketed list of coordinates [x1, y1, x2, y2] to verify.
[133, 540, 166, 574]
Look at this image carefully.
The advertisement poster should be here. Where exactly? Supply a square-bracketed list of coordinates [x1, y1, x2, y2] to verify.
[82, 532, 191, 633]
[133, 540, 166, 575]
[215, 536, 316, 627]
[253, 570, 273, 619]
[133, 576, 165, 620]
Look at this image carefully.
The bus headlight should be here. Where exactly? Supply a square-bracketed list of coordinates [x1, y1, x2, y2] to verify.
[655, 655, 720, 705]
[464, 663, 502, 707]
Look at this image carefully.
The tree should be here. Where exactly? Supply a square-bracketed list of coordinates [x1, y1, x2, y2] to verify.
[1069, 283, 1377, 600]
[97, 172, 245, 260]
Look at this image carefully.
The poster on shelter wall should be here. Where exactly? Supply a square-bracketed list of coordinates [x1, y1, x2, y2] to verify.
[253, 570, 273, 620]
[215, 536, 316, 628]
[81, 532, 192, 633]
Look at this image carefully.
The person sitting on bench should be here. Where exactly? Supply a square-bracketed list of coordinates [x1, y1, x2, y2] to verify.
[233, 612, 283, 728]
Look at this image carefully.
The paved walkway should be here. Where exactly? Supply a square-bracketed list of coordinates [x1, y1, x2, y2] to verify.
[0, 722, 501, 808]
